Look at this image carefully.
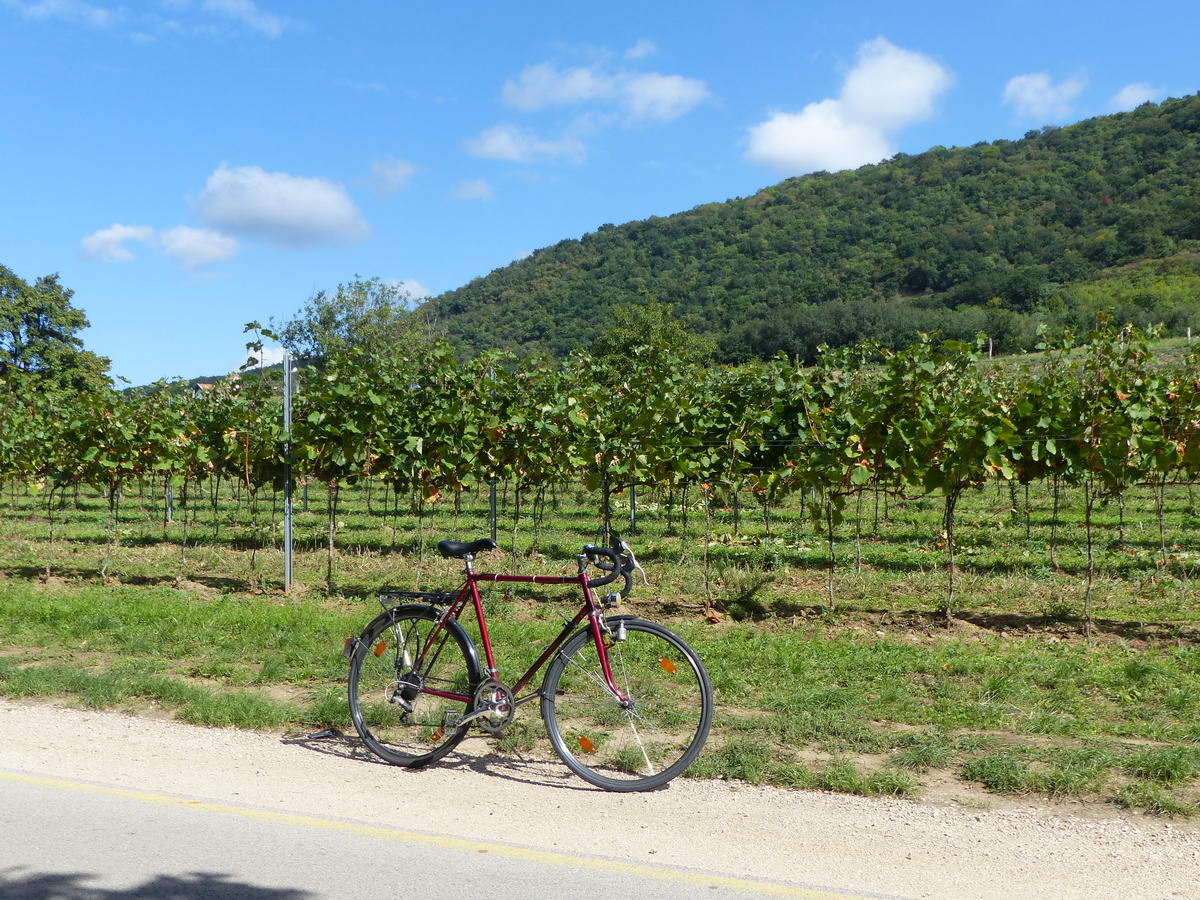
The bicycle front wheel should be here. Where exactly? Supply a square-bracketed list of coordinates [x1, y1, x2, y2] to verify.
[348, 605, 480, 767]
[540, 617, 713, 791]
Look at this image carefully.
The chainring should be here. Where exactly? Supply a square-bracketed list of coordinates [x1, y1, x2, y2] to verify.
[472, 678, 516, 734]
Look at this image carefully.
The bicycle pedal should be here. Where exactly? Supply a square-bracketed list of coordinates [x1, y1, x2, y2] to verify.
[443, 711, 463, 728]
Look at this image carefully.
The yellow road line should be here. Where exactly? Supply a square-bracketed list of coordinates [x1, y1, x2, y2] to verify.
[1, 769, 878, 899]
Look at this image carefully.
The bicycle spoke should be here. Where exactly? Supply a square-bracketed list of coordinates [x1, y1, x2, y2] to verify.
[627, 718, 656, 776]
[349, 607, 479, 767]
[541, 618, 712, 791]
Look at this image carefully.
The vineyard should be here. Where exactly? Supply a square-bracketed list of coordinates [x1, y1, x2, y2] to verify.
[4, 324, 1200, 814]
[3, 323, 1200, 618]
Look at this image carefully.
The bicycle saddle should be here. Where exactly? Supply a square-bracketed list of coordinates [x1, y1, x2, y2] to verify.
[436, 538, 497, 559]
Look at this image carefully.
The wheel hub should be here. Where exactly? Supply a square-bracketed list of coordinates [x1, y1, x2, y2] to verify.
[387, 672, 423, 713]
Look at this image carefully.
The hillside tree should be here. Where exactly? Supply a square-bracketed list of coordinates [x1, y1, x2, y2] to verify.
[0, 265, 111, 392]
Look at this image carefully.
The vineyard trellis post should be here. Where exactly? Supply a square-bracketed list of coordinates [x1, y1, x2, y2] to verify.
[283, 353, 294, 591]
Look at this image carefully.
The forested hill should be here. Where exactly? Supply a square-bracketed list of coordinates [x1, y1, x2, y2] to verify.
[425, 94, 1200, 363]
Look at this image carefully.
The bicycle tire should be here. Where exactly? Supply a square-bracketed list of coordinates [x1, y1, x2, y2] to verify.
[348, 604, 481, 767]
[540, 616, 713, 791]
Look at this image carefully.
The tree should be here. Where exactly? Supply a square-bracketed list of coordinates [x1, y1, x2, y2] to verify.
[274, 276, 438, 366]
[0, 266, 111, 391]
[589, 300, 715, 369]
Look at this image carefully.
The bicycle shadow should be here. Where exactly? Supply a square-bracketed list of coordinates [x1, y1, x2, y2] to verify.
[436, 743, 596, 792]
[279, 729, 390, 766]
[280, 731, 599, 792]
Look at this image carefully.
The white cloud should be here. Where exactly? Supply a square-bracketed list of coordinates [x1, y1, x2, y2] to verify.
[369, 157, 416, 195]
[502, 63, 614, 111]
[3, 0, 297, 38]
[745, 37, 951, 175]
[623, 72, 709, 122]
[453, 178, 494, 201]
[196, 163, 369, 247]
[237, 343, 285, 372]
[498, 56, 709, 122]
[200, 0, 289, 38]
[1002, 72, 1086, 119]
[746, 101, 893, 174]
[1, 0, 119, 28]
[81, 223, 154, 261]
[258, 345, 286, 366]
[462, 125, 586, 164]
[624, 39, 657, 61]
[1109, 82, 1164, 111]
[388, 279, 430, 301]
[83, 222, 239, 268]
[839, 37, 954, 131]
[160, 225, 237, 269]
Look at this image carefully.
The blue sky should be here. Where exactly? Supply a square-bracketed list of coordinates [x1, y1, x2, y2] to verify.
[1, 0, 1196, 385]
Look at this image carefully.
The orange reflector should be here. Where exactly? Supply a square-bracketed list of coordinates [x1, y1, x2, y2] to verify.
[659, 657, 676, 674]
[431, 728, 444, 743]
[578, 736, 596, 753]
[373, 640, 387, 657]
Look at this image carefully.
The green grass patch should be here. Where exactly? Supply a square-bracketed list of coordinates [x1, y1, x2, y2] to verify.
[1124, 746, 1200, 785]
[689, 740, 917, 797]
[1112, 781, 1197, 817]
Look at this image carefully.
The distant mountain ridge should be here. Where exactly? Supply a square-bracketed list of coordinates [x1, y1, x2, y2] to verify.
[423, 94, 1200, 362]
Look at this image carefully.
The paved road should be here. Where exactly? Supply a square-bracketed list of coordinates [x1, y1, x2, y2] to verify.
[0, 700, 1196, 898]
[1, 771, 858, 899]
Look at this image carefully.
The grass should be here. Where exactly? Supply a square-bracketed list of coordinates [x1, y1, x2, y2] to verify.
[2, 475, 1200, 813]
[686, 739, 918, 797]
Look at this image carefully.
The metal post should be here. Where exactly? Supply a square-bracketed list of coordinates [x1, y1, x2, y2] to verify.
[283, 354, 293, 592]
[489, 480, 498, 542]
[629, 484, 637, 534]
[165, 483, 173, 524]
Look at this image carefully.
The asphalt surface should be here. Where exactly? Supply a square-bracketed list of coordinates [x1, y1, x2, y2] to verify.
[1, 700, 1197, 899]
[1, 772, 856, 899]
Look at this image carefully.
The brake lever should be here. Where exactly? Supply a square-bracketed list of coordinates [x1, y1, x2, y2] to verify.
[619, 539, 650, 587]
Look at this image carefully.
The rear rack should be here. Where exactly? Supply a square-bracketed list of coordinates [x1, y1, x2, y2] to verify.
[377, 590, 460, 607]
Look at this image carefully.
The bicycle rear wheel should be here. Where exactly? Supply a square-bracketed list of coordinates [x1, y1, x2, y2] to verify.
[540, 617, 713, 791]
[348, 605, 480, 767]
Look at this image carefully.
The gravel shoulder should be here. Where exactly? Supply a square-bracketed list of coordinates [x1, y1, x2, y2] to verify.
[1, 698, 1197, 899]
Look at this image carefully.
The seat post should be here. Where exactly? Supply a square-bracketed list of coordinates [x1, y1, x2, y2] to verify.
[464, 553, 475, 576]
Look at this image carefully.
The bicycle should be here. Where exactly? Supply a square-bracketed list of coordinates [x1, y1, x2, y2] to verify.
[345, 535, 713, 792]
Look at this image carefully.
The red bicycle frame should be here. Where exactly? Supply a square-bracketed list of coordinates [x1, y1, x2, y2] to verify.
[405, 558, 628, 707]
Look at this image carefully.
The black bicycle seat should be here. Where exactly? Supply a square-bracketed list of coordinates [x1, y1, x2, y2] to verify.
[436, 538, 497, 559]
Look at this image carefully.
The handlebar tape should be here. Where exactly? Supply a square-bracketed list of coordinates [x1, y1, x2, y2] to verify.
[582, 545, 622, 588]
